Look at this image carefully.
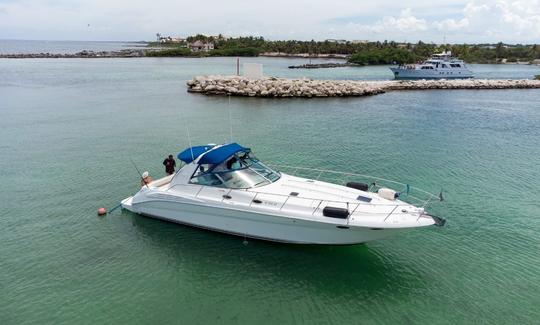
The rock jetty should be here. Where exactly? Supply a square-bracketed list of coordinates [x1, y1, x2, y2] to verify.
[0, 49, 146, 59]
[186, 75, 540, 98]
[288, 62, 358, 69]
[187, 76, 386, 97]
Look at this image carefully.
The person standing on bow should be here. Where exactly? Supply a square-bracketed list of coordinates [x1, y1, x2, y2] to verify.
[163, 154, 176, 175]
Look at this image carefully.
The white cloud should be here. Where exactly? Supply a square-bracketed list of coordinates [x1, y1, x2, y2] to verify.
[433, 18, 469, 31]
[460, 0, 540, 41]
[0, 0, 539, 42]
[339, 8, 429, 41]
[368, 8, 428, 33]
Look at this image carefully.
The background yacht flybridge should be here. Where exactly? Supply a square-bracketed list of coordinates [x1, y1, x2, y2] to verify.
[120, 142, 445, 245]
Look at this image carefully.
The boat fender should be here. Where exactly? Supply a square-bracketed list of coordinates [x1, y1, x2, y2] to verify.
[346, 182, 369, 191]
[97, 207, 107, 216]
[323, 206, 349, 219]
[378, 188, 399, 201]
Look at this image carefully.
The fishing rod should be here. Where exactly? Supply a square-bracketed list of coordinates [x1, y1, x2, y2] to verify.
[98, 159, 148, 216]
[130, 157, 149, 189]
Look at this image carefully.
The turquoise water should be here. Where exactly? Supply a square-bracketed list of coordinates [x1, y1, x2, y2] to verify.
[1, 57, 540, 324]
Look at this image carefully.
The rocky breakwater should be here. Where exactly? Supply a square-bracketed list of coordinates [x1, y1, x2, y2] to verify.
[186, 76, 386, 97]
[383, 78, 540, 90]
[187, 75, 540, 98]
[0, 49, 146, 59]
[288, 62, 358, 69]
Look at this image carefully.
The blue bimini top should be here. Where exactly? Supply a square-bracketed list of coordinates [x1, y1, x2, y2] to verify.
[177, 143, 249, 165]
[177, 145, 215, 164]
[198, 143, 249, 165]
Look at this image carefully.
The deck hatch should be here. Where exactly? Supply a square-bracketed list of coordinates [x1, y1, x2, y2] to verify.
[357, 195, 372, 203]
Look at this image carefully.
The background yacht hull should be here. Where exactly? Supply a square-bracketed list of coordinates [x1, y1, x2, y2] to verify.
[123, 198, 406, 245]
[390, 67, 474, 79]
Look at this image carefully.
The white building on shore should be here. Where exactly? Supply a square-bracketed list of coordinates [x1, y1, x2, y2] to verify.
[188, 40, 214, 52]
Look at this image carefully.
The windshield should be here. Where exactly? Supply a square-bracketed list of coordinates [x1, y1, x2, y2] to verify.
[190, 151, 281, 189]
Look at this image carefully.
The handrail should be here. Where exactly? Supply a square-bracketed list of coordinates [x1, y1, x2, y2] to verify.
[168, 183, 412, 209]
[383, 205, 399, 222]
[164, 162, 443, 219]
[267, 164, 440, 206]
[162, 182, 440, 226]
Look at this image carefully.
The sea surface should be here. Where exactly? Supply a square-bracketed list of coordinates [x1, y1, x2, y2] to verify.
[1, 47, 540, 324]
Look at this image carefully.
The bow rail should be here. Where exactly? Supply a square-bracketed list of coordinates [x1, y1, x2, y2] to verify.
[267, 164, 441, 208]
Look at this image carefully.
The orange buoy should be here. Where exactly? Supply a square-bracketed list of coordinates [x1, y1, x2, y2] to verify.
[97, 207, 107, 216]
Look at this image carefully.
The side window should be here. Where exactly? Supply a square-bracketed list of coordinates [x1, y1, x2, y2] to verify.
[191, 173, 223, 186]
[193, 164, 213, 177]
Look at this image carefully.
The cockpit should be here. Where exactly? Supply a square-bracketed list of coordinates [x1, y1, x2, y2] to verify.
[178, 143, 281, 189]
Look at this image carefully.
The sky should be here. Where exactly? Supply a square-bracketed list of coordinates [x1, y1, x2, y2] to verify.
[0, 0, 539, 43]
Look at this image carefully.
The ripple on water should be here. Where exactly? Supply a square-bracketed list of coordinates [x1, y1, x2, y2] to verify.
[1, 58, 540, 324]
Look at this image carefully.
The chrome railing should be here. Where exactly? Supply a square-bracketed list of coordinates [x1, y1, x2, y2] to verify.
[267, 164, 441, 208]
[167, 180, 434, 223]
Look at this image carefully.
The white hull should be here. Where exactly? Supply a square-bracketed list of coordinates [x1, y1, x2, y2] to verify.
[390, 67, 473, 79]
[122, 196, 405, 245]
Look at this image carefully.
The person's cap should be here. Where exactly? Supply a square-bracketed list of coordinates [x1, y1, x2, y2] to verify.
[142, 171, 149, 178]
[169, 154, 173, 158]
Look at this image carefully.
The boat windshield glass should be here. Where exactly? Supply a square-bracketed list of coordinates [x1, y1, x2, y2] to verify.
[190, 151, 281, 189]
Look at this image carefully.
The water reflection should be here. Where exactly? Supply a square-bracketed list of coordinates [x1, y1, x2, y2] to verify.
[124, 210, 425, 301]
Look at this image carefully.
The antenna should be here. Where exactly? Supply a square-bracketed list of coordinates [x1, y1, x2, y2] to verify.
[228, 95, 233, 143]
[179, 104, 195, 161]
[186, 124, 194, 161]
[443, 35, 448, 53]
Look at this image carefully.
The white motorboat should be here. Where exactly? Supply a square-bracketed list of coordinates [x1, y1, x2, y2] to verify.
[390, 51, 473, 79]
[121, 143, 445, 245]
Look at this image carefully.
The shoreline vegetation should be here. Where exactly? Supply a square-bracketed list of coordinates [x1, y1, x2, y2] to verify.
[1, 35, 539, 66]
[149, 35, 540, 65]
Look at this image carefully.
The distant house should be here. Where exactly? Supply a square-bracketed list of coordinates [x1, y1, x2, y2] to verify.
[325, 39, 348, 44]
[159, 36, 185, 44]
[188, 40, 214, 52]
[351, 40, 369, 44]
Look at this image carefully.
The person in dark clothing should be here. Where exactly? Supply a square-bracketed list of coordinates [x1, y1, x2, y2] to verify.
[163, 154, 176, 175]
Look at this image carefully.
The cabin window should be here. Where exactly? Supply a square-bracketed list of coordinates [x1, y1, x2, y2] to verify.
[216, 169, 267, 189]
[191, 173, 223, 186]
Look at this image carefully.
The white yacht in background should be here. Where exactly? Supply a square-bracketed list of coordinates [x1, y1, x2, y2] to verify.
[122, 143, 445, 245]
[390, 51, 473, 79]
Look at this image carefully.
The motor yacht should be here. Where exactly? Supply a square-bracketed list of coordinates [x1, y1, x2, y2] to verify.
[390, 51, 473, 79]
[121, 143, 445, 244]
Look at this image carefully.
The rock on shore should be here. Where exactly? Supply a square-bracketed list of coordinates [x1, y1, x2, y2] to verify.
[0, 49, 146, 59]
[288, 62, 358, 69]
[186, 75, 540, 98]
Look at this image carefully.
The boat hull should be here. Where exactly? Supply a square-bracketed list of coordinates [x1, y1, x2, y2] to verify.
[390, 67, 474, 79]
[122, 197, 406, 245]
